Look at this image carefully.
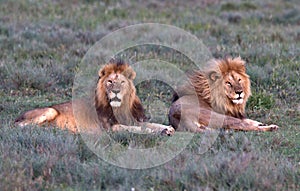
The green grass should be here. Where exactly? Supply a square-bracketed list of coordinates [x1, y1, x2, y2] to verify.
[0, 0, 299, 190]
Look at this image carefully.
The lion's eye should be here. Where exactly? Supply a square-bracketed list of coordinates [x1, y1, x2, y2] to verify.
[238, 79, 242, 82]
[121, 81, 125, 85]
[107, 80, 113, 84]
[226, 82, 232, 87]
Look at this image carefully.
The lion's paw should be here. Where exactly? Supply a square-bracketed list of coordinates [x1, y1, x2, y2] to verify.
[161, 126, 175, 136]
[258, 124, 279, 131]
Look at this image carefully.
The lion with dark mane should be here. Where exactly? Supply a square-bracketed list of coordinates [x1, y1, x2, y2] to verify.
[169, 57, 278, 132]
[15, 60, 174, 135]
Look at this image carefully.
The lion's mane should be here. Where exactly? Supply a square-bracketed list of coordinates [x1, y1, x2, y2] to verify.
[93, 60, 147, 129]
[188, 57, 251, 119]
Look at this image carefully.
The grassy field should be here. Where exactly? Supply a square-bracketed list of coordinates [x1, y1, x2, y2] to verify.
[0, 0, 299, 190]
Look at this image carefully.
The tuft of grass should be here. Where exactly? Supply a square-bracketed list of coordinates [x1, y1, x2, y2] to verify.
[0, 125, 298, 191]
[221, 2, 257, 11]
[3, 60, 75, 91]
[247, 91, 275, 110]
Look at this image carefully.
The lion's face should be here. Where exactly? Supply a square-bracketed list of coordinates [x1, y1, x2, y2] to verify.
[104, 72, 131, 107]
[223, 71, 247, 105]
[95, 61, 137, 110]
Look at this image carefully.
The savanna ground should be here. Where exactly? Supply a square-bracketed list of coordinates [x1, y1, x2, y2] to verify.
[0, 0, 299, 190]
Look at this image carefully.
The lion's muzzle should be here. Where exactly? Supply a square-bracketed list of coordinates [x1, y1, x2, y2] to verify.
[108, 89, 123, 107]
[232, 91, 244, 104]
[110, 96, 122, 107]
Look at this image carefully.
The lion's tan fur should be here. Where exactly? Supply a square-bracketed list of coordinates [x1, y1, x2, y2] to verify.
[169, 57, 278, 132]
[179, 57, 250, 118]
[14, 60, 146, 132]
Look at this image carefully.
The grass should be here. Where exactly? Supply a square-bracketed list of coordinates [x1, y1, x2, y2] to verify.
[0, 0, 299, 190]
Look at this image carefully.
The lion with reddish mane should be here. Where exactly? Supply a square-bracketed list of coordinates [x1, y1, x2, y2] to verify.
[168, 57, 278, 132]
[15, 60, 174, 135]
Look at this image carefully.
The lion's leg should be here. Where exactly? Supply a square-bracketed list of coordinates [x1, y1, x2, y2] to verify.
[14, 107, 59, 127]
[111, 123, 175, 136]
[111, 124, 150, 133]
[200, 110, 279, 131]
[240, 118, 279, 131]
[141, 122, 175, 136]
[170, 102, 278, 132]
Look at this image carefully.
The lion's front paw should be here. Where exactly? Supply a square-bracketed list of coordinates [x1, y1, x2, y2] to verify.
[258, 124, 279, 131]
[161, 126, 175, 136]
[243, 119, 279, 131]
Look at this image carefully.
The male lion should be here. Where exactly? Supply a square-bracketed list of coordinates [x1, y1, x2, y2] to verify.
[168, 57, 279, 132]
[15, 60, 174, 135]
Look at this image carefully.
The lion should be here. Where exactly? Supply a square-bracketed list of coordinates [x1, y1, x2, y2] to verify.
[168, 57, 279, 132]
[15, 59, 174, 135]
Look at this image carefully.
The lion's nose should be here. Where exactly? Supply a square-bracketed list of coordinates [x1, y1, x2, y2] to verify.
[235, 90, 243, 95]
[112, 89, 120, 94]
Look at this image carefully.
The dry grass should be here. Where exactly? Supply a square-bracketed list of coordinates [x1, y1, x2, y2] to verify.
[0, 0, 299, 190]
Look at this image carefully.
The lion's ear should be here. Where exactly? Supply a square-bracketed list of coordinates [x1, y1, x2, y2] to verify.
[124, 67, 136, 80]
[99, 67, 106, 78]
[208, 71, 221, 82]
